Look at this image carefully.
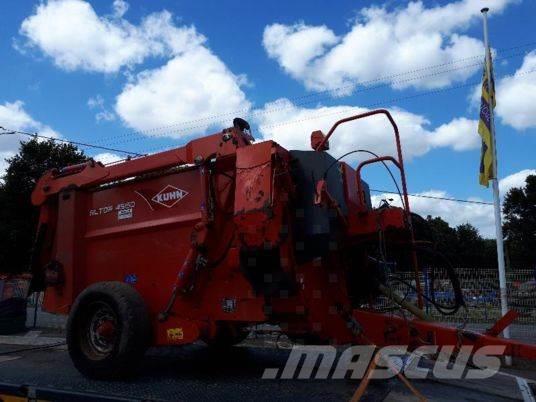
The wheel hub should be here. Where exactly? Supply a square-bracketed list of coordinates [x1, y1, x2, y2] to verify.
[95, 320, 116, 339]
[86, 303, 117, 355]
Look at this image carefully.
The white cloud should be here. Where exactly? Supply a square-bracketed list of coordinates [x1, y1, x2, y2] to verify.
[95, 110, 116, 122]
[92, 152, 123, 165]
[87, 95, 104, 109]
[263, 23, 339, 81]
[496, 51, 536, 130]
[254, 99, 479, 161]
[499, 169, 536, 194]
[112, 0, 129, 19]
[0, 151, 15, 178]
[468, 83, 481, 109]
[428, 117, 479, 151]
[115, 46, 251, 134]
[19, 0, 204, 73]
[19, 0, 251, 134]
[0, 100, 59, 176]
[0, 100, 56, 136]
[263, 0, 515, 94]
[372, 190, 495, 237]
[87, 95, 116, 122]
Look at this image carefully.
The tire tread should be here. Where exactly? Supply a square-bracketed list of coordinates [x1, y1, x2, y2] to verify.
[66, 281, 150, 379]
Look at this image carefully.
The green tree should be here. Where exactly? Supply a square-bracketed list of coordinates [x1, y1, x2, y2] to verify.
[454, 223, 496, 268]
[503, 175, 536, 268]
[425, 216, 457, 251]
[414, 215, 496, 269]
[0, 139, 86, 273]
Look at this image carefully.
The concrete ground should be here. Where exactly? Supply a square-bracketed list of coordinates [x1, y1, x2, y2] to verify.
[25, 306, 66, 331]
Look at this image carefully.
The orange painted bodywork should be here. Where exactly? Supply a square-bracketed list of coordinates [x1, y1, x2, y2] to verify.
[30, 113, 536, 360]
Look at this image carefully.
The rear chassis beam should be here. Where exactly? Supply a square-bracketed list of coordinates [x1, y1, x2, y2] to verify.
[353, 309, 536, 360]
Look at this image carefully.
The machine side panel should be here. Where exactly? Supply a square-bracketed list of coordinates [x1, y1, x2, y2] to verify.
[44, 169, 204, 317]
[42, 190, 86, 314]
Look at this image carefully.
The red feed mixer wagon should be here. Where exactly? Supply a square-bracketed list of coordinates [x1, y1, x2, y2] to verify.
[29, 110, 536, 379]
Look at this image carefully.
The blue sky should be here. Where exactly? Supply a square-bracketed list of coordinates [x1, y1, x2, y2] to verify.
[0, 0, 535, 237]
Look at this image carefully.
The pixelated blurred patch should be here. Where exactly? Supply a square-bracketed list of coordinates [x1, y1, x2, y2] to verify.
[124, 273, 138, 285]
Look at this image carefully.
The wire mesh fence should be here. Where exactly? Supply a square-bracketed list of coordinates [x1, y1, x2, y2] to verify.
[18, 269, 536, 344]
[377, 268, 536, 344]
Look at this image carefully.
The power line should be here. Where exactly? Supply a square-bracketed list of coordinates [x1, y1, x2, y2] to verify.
[0, 132, 495, 206]
[99, 62, 488, 150]
[98, 46, 530, 148]
[130, 65, 535, 155]
[139, 74, 485, 155]
[0, 43, 531, 206]
[92, 40, 536, 146]
[370, 189, 493, 205]
[133, 42, 533, 135]
[126, 58, 487, 135]
[0, 128, 144, 157]
[98, 58, 488, 146]
[246, 66, 536, 133]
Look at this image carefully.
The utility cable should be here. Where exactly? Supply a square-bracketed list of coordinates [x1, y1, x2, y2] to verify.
[138, 65, 536, 154]
[0, 128, 144, 157]
[370, 189, 493, 205]
[92, 41, 535, 145]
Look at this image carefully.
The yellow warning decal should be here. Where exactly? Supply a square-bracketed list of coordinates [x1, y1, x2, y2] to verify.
[167, 327, 184, 341]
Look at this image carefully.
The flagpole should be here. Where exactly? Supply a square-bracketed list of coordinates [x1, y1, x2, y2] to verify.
[481, 7, 511, 357]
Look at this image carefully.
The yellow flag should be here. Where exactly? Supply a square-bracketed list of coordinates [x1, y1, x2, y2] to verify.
[478, 57, 496, 187]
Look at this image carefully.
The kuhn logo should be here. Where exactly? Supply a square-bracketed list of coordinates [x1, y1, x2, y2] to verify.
[151, 185, 189, 208]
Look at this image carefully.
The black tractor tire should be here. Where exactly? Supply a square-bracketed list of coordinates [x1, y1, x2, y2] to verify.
[66, 281, 151, 379]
